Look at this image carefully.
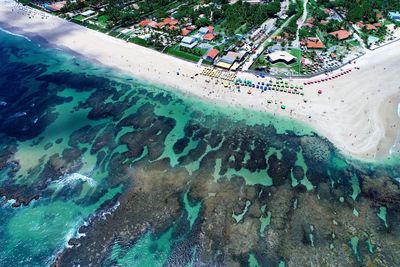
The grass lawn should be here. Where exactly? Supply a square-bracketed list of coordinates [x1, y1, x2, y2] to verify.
[129, 37, 152, 48]
[235, 23, 248, 35]
[348, 39, 360, 47]
[166, 47, 201, 62]
[97, 15, 109, 27]
[73, 15, 85, 21]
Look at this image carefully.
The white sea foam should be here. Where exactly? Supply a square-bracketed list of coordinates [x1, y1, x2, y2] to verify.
[99, 201, 120, 220]
[55, 172, 97, 188]
[0, 27, 31, 42]
[397, 103, 400, 118]
[389, 103, 400, 156]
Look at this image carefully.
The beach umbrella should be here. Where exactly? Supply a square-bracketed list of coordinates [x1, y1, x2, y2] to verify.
[318, 89, 322, 95]
[281, 105, 286, 109]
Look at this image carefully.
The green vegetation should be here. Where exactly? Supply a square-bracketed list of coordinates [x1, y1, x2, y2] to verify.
[318, 0, 400, 22]
[166, 47, 201, 62]
[282, 0, 304, 36]
[218, 0, 281, 35]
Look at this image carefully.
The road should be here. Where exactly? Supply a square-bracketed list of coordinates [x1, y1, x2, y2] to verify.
[292, 0, 308, 48]
[241, 0, 291, 71]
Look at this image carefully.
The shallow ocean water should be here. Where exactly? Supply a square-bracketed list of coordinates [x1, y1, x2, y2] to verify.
[1, 27, 400, 267]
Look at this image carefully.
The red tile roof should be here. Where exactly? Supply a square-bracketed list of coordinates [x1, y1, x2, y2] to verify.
[203, 33, 215, 41]
[156, 21, 168, 28]
[304, 37, 325, 49]
[205, 48, 219, 60]
[208, 26, 214, 33]
[148, 21, 158, 28]
[163, 17, 179, 26]
[181, 28, 191, 36]
[163, 18, 173, 24]
[168, 25, 177, 30]
[48, 1, 66, 11]
[329, 30, 351, 40]
[366, 24, 377, 30]
[303, 22, 314, 28]
[169, 20, 179, 26]
[139, 20, 151, 27]
[356, 21, 365, 28]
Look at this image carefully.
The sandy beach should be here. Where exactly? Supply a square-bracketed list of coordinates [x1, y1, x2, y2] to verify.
[1, 0, 399, 161]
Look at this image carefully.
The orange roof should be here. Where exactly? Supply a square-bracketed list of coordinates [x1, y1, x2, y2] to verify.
[168, 25, 177, 30]
[366, 24, 377, 30]
[306, 18, 314, 24]
[181, 28, 191, 36]
[373, 22, 381, 27]
[356, 21, 365, 28]
[208, 26, 214, 33]
[203, 33, 215, 41]
[324, 8, 333, 15]
[148, 21, 158, 28]
[163, 18, 173, 24]
[303, 22, 314, 28]
[48, 1, 66, 11]
[163, 17, 179, 26]
[304, 37, 325, 49]
[205, 48, 219, 60]
[139, 20, 151, 27]
[156, 21, 168, 28]
[187, 25, 196, 30]
[329, 30, 350, 40]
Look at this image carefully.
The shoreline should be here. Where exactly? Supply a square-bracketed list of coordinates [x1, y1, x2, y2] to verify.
[1, 0, 399, 162]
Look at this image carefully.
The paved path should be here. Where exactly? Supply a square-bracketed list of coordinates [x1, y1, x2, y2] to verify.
[292, 0, 308, 48]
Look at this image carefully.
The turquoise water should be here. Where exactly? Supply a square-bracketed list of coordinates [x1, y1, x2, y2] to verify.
[0, 26, 400, 267]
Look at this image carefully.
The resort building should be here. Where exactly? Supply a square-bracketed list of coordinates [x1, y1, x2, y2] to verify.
[180, 36, 198, 49]
[203, 33, 215, 41]
[366, 24, 377, 31]
[267, 51, 296, 64]
[139, 20, 152, 27]
[216, 51, 245, 70]
[199, 26, 214, 35]
[199, 27, 209, 35]
[204, 48, 219, 62]
[302, 37, 325, 49]
[44, 1, 66, 12]
[329, 30, 351, 40]
[81, 10, 95, 17]
[389, 11, 400, 22]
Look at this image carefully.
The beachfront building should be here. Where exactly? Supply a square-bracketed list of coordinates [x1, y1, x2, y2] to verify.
[203, 33, 216, 41]
[204, 48, 219, 62]
[44, 1, 66, 12]
[389, 11, 400, 22]
[215, 51, 245, 70]
[329, 30, 351, 41]
[81, 10, 96, 17]
[199, 26, 214, 35]
[267, 51, 296, 64]
[180, 36, 198, 49]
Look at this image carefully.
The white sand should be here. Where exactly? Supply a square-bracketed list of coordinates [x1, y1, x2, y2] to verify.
[1, 0, 399, 161]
